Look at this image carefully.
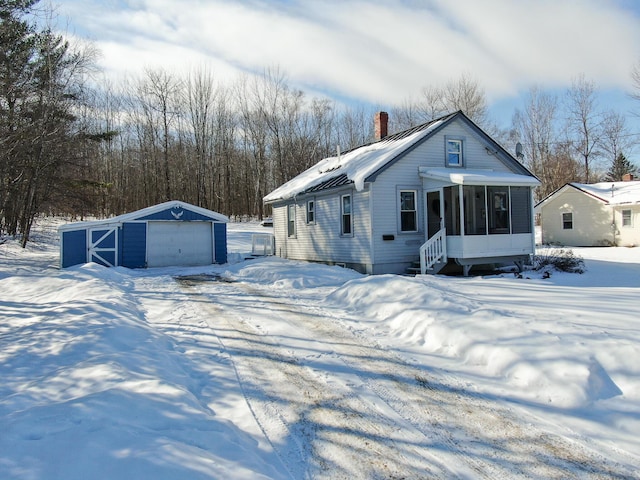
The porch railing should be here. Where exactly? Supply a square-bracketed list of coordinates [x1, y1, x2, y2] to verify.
[419, 225, 447, 275]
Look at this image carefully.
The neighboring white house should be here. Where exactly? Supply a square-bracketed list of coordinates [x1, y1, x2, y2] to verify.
[535, 177, 640, 247]
[263, 111, 540, 275]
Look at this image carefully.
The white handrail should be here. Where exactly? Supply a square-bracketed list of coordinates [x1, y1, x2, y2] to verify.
[419, 226, 447, 274]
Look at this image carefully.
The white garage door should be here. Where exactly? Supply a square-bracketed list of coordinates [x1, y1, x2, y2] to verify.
[146, 221, 214, 267]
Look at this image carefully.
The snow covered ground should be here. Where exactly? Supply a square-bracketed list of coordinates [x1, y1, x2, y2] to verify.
[1, 218, 639, 479]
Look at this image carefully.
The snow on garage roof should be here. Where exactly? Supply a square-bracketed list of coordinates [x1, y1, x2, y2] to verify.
[58, 200, 229, 232]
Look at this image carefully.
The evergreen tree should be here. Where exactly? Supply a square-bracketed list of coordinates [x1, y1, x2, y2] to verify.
[1, 0, 96, 244]
[605, 153, 638, 182]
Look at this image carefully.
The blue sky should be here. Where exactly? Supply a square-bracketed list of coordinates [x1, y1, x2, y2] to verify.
[54, 0, 640, 135]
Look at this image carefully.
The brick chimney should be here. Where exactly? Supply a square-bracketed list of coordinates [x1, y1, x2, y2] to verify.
[374, 111, 388, 141]
[622, 173, 635, 181]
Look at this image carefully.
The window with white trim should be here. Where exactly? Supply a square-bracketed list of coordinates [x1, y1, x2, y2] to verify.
[446, 138, 463, 166]
[287, 204, 296, 237]
[399, 190, 418, 232]
[562, 212, 573, 230]
[306, 199, 315, 224]
[341, 194, 352, 235]
[622, 209, 632, 227]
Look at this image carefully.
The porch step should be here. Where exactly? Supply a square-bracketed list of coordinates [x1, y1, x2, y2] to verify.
[405, 259, 448, 275]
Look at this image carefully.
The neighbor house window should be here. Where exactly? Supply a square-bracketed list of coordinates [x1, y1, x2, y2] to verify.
[400, 190, 418, 232]
[307, 199, 315, 224]
[287, 203, 296, 237]
[622, 209, 632, 227]
[562, 212, 573, 230]
[341, 194, 352, 235]
[488, 187, 510, 234]
[446, 138, 463, 166]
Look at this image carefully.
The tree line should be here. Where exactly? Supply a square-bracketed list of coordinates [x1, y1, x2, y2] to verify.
[2, 1, 639, 244]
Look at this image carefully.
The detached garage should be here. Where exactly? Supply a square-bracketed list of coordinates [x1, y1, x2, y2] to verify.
[59, 201, 228, 268]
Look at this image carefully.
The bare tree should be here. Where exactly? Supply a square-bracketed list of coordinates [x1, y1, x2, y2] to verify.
[565, 74, 603, 183]
[442, 73, 488, 126]
[631, 59, 640, 103]
[512, 86, 561, 199]
[137, 68, 183, 202]
[185, 67, 218, 206]
[235, 72, 271, 218]
[391, 73, 489, 132]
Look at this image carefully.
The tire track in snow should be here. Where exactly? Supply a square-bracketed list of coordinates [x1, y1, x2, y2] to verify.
[166, 273, 638, 479]
[178, 277, 450, 479]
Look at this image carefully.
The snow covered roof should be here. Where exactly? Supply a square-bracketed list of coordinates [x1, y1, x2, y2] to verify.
[264, 113, 457, 203]
[58, 200, 229, 232]
[571, 181, 640, 205]
[420, 168, 540, 186]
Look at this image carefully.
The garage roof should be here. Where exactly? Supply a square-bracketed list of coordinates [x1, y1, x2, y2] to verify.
[59, 201, 229, 232]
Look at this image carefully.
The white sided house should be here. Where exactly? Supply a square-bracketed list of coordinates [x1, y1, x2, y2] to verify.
[264, 111, 540, 275]
[536, 177, 640, 247]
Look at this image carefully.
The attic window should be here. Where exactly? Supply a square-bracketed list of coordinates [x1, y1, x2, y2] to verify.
[446, 137, 463, 167]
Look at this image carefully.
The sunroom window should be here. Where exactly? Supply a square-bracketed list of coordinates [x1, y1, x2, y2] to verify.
[463, 185, 486, 235]
[488, 187, 510, 234]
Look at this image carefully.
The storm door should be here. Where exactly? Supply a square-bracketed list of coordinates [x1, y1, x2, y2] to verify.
[426, 190, 444, 239]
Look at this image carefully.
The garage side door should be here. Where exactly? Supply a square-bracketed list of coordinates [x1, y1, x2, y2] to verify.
[146, 221, 213, 267]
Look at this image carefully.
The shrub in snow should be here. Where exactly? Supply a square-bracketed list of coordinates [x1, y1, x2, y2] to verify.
[533, 248, 585, 274]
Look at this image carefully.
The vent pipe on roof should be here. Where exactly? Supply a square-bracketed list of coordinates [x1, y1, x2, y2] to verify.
[374, 111, 388, 141]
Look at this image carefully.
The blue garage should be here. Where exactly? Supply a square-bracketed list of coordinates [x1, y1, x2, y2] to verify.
[59, 201, 228, 268]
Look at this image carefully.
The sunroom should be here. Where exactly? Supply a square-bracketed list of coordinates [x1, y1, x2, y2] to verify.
[419, 168, 541, 275]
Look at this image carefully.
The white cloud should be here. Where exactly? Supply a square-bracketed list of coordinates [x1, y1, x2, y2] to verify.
[56, 0, 640, 108]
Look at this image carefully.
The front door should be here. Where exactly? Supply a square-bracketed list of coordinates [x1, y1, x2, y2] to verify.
[426, 190, 444, 239]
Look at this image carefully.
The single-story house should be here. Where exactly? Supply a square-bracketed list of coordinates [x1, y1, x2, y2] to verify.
[535, 176, 640, 247]
[59, 200, 228, 268]
[263, 111, 540, 275]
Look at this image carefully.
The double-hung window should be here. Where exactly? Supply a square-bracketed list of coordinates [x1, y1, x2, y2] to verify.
[400, 190, 417, 232]
[622, 209, 632, 227]
[341, 194, 352, 235]
[287, 204, 296, 237]
[307, 199, 315, 224]
[562, 212, 573, 230]
[446, 138, 463, 167]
